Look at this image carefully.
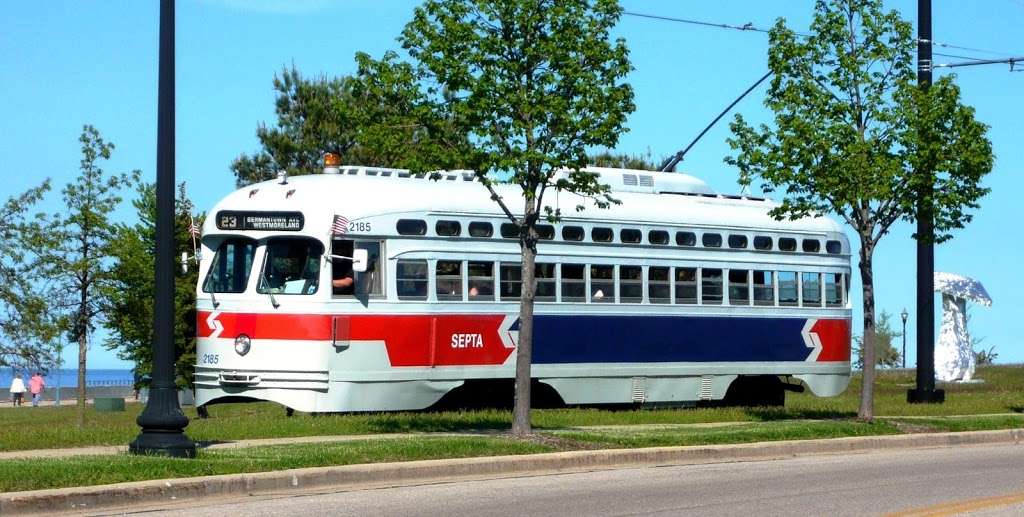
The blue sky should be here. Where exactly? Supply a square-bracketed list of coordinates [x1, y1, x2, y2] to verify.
[1, 1, 1021, 370]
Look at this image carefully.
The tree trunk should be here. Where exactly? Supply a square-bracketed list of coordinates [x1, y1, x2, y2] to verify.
[857, 238, 877, 421]
[512, 204, 538, 436]
[77, 315, 87, 430]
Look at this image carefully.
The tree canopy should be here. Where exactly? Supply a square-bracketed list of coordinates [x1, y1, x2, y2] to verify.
[0, 182, 57, 369]
[104, 182, 202, 389]
[726, 0, 993, 420]
[231, 65, 471, 186]
[361, 0, 634, 434]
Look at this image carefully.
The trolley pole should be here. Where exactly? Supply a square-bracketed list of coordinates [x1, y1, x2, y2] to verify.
[130, 0, 197, 457]
[907, 0, 944, 404]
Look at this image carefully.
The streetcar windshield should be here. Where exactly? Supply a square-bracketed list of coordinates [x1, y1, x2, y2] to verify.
[257, 238, 324, 295]
[202, 237, 257, 293]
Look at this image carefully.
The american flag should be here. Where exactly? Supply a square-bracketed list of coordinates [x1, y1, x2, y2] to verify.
[331, 214, 349, 235]
[188, 218, 201, 238]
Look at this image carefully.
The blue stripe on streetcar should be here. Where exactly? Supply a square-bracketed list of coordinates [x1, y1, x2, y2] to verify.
[531, 315, 810, 363]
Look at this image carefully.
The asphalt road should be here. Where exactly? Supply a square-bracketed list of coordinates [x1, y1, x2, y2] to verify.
[111, 442, 1024, 517]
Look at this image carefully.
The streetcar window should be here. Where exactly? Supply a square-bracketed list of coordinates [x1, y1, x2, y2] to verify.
[778, 271, 798, 306]
[620, 266, 643, 303]
[331, 240, 355, 295]
[676, 231, 696, 247]
[561, 263, 585, 302]
[802, 272, 822, 307]
[332, 240, 382, 296]
[620, 229, 642, 244]
[728, 235, 748, 249]
[825, 273, 843, 307]
[537, 224, 555, 240]
[802, 239, 821, 253]
[702, 268, 723, 304]
[753, 236, 773, 250]
[648, 267, 671, 304]
[499, 263, 521, 300]
[355, 241, 382, 296]
[753, 270, 775, 306]
[396, 260, 428, 300]
[436, 220, 461, 237]
[257, 238, 324, 295]
[649, 230, 669, 245]
[592, 227, 614, 242]
[500, 223, 519, 239]
[396, 219, 427, 236]
[436, 260, 462, 300]
[562, 226, 584, 241]
[202, 238, 256, 293]
[728, 269, 750, 305]
[468, 221, 493, 238]
[590, 265, 614, 302]
[779, 238, 797, 252]
[826, 240, 842, 254]
[467, 261, 494, 300]
[702, 233, 723, 248]
[675, 267, 697, 304]
[536, 263, 556, 301]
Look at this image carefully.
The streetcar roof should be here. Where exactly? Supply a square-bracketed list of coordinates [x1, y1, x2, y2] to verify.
[204, 166, 845, 236]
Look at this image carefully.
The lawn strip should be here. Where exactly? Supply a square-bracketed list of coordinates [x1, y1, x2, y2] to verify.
[0, 436, 551, 493]
[880, 415, 1024, 433]
[1, 365, 1021, 453]
[547, 420, 903, 448]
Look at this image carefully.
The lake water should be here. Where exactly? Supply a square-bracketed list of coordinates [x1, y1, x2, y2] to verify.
[1, 368, 134, 388]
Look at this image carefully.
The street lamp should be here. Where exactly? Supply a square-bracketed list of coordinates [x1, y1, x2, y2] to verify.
[901, 308, 909, 369]
[129, 0, 195, 457]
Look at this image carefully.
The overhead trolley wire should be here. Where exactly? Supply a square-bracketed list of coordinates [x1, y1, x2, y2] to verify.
[622, 10, 1019, 64]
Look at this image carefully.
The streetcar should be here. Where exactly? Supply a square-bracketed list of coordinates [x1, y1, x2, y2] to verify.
[194, 157, 852, 413]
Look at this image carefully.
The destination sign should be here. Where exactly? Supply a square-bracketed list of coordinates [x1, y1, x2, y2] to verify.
[216, 211, 304, 231]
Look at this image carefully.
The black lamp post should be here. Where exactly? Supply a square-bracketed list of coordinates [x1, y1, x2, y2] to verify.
[907, 0, 944, 404]
[129, 0, 196, 458]
[901, 308, 909, 369]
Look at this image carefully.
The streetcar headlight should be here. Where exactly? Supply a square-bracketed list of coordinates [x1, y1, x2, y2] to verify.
[234, 334, 251, 356]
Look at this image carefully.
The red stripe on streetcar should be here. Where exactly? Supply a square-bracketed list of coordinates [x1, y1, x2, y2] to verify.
[810, 318, 852, 362]
[197, 311, 514, 366]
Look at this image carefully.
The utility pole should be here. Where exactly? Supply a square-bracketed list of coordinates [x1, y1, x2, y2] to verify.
[907, 0, 944, 404]
[130, 0, 197, 457]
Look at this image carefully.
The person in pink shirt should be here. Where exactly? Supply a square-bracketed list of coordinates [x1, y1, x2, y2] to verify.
[28, 372, 45, 407]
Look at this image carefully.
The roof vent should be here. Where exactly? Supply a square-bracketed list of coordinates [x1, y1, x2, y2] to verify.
[623, 174, 638, 186]
[639, 175, 654, 187]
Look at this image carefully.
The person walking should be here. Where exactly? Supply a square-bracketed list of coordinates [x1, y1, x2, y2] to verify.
[29, 372, 45, 407]
[9, 374, 26, 406]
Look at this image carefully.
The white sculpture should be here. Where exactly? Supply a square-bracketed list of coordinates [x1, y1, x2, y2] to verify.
[933, 272, 991, 382]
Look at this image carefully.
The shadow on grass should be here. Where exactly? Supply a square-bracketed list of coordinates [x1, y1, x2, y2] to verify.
[1011, 406, 1024, 414]
[743, 407, 856, 421]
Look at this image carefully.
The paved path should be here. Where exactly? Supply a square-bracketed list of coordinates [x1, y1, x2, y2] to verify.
[122, 442, 1024, 517]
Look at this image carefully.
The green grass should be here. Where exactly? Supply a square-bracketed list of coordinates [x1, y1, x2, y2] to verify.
[1, 364, 1022, 452]
[551, 420, 903, 448]
[0, 436, 553, 493]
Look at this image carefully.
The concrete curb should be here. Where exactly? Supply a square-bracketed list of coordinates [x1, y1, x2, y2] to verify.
[2, 428, 1022, 515]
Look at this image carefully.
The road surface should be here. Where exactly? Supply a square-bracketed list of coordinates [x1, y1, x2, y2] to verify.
[110, 442, 1024, 516]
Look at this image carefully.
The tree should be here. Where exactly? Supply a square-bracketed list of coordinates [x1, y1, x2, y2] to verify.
[0, 182, 59, 369]
[232, 65, 470, 187]
[853, 310, 901, 369]
[726, 0, 993, 420]
[365, 0, 634, 434]
[40, 125, 137, 428]
[104, 182, 202, 391]
[589, 150, 659, 170]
